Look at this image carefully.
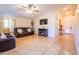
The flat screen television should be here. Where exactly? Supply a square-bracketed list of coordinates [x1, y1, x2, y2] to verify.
[40, 18, 47, 25]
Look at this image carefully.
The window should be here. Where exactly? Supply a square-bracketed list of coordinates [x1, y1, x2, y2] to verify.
[3, 19, 9, 28]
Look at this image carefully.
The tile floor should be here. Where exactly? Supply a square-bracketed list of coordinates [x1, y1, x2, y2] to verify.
[0, 34, 76, 55]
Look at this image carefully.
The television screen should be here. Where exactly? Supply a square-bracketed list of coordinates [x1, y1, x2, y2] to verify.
[40, 18, 47, 25]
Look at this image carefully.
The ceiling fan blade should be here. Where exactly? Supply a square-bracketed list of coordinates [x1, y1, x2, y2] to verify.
[18, 8, 23, 10]
[28, 4, 33, 8]
[33, 10, 39, 12]
[18, 5, 28, 11]
[22, 5, 28, 8]
[36, 10, 39, 12]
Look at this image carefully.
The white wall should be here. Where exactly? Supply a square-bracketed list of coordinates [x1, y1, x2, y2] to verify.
[34, 11, 56, 38]
[14, 17, 31, 27]
[75, 13, 79, 55]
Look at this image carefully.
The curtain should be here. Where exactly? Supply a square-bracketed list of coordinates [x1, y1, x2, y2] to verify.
[0, 16, 16, 33]
[2, 17, 15, 33]
[0, 18, 1, 33]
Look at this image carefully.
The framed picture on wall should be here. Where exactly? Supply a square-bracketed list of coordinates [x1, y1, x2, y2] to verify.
[40, 18, 48, 25]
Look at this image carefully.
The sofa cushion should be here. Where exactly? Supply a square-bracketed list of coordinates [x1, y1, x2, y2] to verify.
[23, 29, 27, 33]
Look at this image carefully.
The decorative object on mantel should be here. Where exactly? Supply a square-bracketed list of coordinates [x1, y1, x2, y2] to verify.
[31, 20, 34, 30]
[43, 26, 45, 29]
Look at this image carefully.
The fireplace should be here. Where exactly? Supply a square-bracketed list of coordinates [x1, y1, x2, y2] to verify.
[38, 28, 48, 36]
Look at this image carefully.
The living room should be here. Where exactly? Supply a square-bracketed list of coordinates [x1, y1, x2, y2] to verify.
[0, 4, 79, 55]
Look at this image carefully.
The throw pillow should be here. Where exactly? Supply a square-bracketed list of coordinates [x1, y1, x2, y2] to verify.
[27, 28, 31, 32]
[17, 29, 23, 33]
[0, 33, 7, 39]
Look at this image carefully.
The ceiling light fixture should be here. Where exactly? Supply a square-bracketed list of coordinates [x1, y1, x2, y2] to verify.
[78, 5, 79, 7]
[18, 4, 39, 14]
[66, 11, 70, 15]
[77, 10, 79, 12]
[27, 10, 32, 14]
[64, 7, 67, 10]
[76, 10, 79, 13]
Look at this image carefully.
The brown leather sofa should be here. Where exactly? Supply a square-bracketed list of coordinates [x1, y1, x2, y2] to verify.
[14, 27, 34, 38]
[0, 33, 15, 52]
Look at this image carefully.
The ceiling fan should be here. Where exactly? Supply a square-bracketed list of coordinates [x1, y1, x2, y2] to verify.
[18, 4, 39, 13]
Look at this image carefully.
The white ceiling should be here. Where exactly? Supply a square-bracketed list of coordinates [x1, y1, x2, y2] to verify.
[0, 4, 72, 19]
